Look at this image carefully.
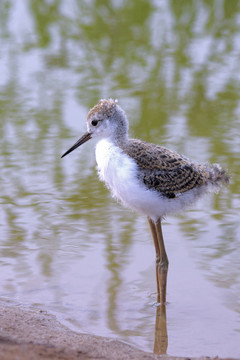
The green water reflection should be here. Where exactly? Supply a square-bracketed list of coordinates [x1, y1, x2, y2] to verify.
[0, 0, 239, 357]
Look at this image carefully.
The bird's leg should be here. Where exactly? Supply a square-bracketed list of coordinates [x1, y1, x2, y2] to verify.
[154, 304, 168, 354]
[148, 217, 160, 302]
[155, 219, 168, 304]
[148, 218, 168, 304]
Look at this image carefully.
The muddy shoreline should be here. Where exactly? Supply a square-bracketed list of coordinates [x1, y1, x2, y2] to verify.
[0, 302, 237, 360]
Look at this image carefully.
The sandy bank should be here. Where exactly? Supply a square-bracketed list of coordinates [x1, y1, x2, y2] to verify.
[0, 303, 236, 360]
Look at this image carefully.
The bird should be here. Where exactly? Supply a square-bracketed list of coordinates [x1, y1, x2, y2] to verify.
[61, 99, 229, 304]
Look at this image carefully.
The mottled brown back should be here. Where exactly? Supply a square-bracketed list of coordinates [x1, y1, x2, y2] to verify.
[122, 139, 208, 198]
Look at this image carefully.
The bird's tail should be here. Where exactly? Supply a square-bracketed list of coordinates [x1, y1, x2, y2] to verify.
[207, 163, 230, 190]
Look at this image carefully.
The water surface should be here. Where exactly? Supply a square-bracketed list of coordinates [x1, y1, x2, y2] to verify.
[0, 1, 239, 357]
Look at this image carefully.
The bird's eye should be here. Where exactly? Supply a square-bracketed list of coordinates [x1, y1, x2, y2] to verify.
[91, 120, 98, 126]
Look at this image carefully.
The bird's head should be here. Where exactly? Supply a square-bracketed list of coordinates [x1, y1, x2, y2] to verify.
[61, 99, 128, 158]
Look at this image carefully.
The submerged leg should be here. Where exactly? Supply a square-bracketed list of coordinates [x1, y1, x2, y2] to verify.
[154, 304, 168, 354]
[148, 217, 169, 304]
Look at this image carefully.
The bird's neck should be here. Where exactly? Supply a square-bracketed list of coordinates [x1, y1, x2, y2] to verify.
[110, 107, 129, 147]
[110, 132, 129, 148]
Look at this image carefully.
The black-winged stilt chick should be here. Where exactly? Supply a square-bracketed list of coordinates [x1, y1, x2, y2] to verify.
[62, 99, 229, 304]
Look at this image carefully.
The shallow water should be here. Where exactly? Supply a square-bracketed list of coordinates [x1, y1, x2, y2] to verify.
[0, 1, 240, 357]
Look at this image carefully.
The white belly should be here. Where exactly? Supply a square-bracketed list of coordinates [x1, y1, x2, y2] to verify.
[96, 139, 189, 221]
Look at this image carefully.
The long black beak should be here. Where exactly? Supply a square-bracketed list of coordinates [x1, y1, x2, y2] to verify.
[61, 132, 92, 158]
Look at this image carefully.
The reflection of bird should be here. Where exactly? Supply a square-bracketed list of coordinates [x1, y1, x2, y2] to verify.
[62, 99, 229, 304]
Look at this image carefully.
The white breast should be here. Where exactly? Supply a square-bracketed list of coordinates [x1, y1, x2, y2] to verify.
[95, 139, 140, 204]
[95, 139, 206, 221]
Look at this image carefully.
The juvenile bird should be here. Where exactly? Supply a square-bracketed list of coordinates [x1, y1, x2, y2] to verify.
[62, 99, 229, 304]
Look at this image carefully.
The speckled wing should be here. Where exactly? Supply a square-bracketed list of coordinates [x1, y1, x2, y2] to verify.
[122, 139, 206, 198]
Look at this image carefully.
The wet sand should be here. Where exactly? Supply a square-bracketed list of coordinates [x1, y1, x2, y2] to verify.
[0, 303, 237, 360]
